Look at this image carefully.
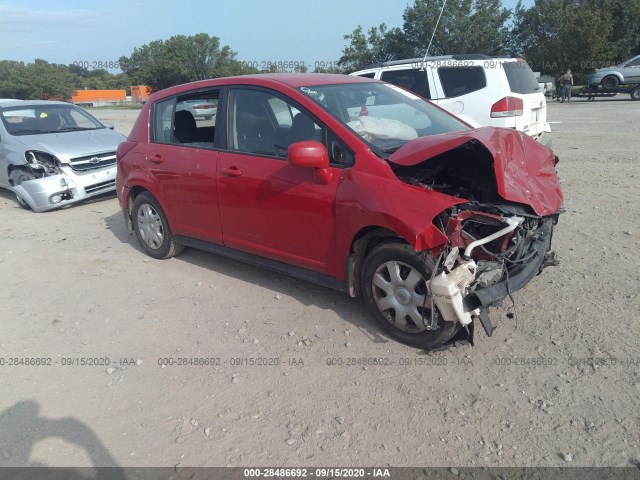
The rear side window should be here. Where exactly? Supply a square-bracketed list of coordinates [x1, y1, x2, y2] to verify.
[503, 61, 540, 94]
[438, 66, 486, 97]
[151, 98, 175, 143]
[357, 73, 376, 79]
[381, 69, 431, 99]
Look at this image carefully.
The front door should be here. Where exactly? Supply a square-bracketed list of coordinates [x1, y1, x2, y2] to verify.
[217, 88, 341, 274]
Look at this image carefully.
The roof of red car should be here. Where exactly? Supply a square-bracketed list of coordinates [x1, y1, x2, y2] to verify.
[149, 73, 376, 101]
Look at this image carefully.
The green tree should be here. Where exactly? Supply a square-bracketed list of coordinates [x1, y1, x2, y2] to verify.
[119, 33, 252, 91]
[509, 0, 616, 77]
[338, 0, 512, 72]
[338, 24, 413, 71]
[402, 0, 511, 56]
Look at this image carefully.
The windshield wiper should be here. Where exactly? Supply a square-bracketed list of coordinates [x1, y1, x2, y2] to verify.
[54, 127, 95, 132]
[12, 129, 45, 135]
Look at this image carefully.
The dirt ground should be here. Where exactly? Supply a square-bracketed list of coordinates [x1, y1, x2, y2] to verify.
[0, 97, 639, 469]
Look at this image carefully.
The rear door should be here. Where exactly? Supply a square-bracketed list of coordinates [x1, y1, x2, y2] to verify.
[431, 65, 487, 127]
[147, 91, 223, 244]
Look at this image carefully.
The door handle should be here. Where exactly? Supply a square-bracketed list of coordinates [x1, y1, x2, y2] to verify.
[147, 154, 164, 164]
[221, 166, 242, 177]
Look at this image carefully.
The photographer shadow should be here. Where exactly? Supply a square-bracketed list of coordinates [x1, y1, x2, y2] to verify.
[0, 400, 126, 480]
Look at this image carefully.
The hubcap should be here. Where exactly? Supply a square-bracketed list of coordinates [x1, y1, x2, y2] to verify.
[372, 261, 431, 333]
[137, 203, 164, 249]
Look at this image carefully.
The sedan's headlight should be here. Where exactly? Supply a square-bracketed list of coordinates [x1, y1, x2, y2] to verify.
[25, 151, 60, 176]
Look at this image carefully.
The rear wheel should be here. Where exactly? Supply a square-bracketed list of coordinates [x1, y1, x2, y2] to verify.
[9, 169, 34, 210]
[131, 192, 184, 259]
[361, 242, 461, 349]
[631, 86, 640, 101]
[602, 75, 619, 89]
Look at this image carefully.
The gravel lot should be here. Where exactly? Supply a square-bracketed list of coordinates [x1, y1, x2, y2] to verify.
[1, 97, 639, 469]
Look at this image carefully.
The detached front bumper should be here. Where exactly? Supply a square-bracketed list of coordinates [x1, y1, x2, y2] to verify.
[429, 216, 556, 340]
[12, 165, 116, 212]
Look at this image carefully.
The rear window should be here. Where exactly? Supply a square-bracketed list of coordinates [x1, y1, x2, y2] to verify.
[503, 61, 540, 94]
[380, 69, 431, 99]
[438, 66, 486, 97]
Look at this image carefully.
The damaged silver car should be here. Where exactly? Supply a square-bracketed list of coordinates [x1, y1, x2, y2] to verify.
[0, 100, 126, 212]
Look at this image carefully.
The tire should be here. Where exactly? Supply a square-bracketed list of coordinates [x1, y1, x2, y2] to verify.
[131, 192, 184, 259]
[631, 86, 640, 101]
[9, 169, 34, 210]
[361, 242, 461, 349]
[602, 75, 619, 89]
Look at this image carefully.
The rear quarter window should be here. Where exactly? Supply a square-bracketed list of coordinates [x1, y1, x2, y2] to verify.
[438, 66, 486, 97]
[503, 61, 541, 94]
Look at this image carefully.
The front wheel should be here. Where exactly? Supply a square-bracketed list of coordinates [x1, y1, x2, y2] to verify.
[361, 242, 461, 349]
[631, 86, 640, 101]
[9, 169, 34, 209]
[131, 192, 184, 259]
[602, 75, 619, 89]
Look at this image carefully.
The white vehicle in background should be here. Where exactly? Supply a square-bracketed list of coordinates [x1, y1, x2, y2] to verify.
[351, 54, 552, 148]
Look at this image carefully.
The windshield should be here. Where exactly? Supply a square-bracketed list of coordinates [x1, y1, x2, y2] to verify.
[298, 82, 467, 155]
[0, 104, 104, 136]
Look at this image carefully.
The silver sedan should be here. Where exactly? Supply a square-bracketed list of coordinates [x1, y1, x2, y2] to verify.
[591, 55, 640, 89]
[0, 100, 126, 212]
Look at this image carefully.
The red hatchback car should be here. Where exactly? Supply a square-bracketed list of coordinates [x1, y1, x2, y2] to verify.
[116, 74, 563, 349]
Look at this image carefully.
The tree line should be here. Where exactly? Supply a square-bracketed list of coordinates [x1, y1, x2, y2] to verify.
[338, 0, 640, 83]
[1, 0, 638, 100]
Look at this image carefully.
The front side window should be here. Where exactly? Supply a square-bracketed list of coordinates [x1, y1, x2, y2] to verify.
[298, 82, 467, 156]
[438, 66, 487, 97]
[625, 56, 640, 67]
[381, 69, 431, 99]
[1, 104, 103, 136]
[228, 88, 323, 158]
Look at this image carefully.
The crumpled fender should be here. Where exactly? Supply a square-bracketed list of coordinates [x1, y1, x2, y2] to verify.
[388, 127, 563, 217]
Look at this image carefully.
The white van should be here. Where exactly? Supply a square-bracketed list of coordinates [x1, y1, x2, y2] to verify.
[350, 54, 552, 148]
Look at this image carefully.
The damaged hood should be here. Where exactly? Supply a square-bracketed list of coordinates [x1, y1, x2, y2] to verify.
[14, 128, 126, 162]
[388, 127, 563, 216]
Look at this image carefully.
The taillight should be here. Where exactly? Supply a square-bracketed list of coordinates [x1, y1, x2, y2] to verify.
[490, 96, 524, 118]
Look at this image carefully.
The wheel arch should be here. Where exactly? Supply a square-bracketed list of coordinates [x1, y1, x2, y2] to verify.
[123, 185, 151, 231]
[345, 226, 408, 298]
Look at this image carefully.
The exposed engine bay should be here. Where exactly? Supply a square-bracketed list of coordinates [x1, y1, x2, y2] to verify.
[391, 139, 561, 340]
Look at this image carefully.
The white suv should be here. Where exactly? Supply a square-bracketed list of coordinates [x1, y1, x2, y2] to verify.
[350, 54, 552, 148]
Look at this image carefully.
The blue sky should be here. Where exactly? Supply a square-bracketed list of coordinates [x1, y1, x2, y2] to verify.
[0, 0, 532, 70]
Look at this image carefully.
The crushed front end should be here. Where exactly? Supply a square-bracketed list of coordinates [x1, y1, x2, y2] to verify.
[11, 150, 117, 212]
[390, 127, 563, 342]
[427, 204, 559, 337]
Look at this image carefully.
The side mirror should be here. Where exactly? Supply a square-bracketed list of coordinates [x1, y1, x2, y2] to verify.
[288, 141, 332, 184]
[102, 121, 115, 130]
